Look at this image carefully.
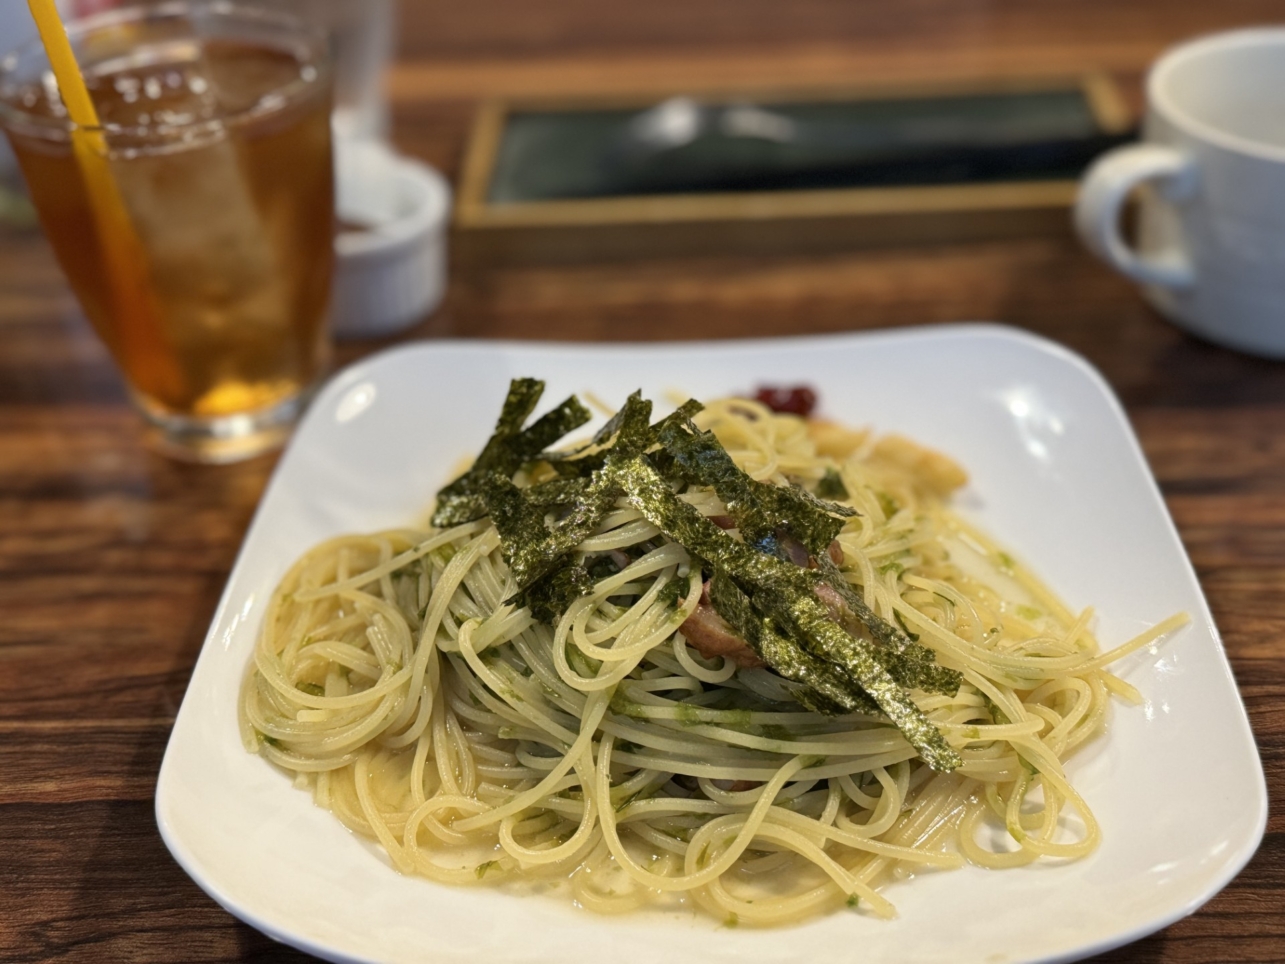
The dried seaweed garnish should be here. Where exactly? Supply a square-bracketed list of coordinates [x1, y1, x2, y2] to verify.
[608, 452, 960, 771]
[657, 419, 854, 555]
[608, 392, 654, 457]
[541, 390, 646, 471]
[516, 563, 595, 624]
[810, 554, 961, 696]
[652, 399, 706, 437]
[751, 583, 962, 772]
[523, 477, 593, 508]
[817, 468, 849, 500]
[545, 397, 705, 478]
[586, 554, 623, 581]
[811, 554, 959, 686]
[484, 470, 620, 591]
[651, 418, 960, 694]
[881, 649, 962, 695]
[433, 380, 592, 526]
[707, 572, 878, 716]
[516, 395, 595, 458]
[437, 385, 960, 770]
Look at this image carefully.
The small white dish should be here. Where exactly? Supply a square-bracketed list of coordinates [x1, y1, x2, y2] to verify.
[332, 139, 451, 339]
[156, 325, 1267, 964]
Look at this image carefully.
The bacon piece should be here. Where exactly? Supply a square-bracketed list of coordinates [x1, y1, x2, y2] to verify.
[827, 540, 845, 566]
[754, 385, 818, 417]
[778, 534, 811, 568]
[679, 533, 844, 669]
[679, 581, 764, 668]
[814, 582, 848, 624]
[775, 531, 844, 569]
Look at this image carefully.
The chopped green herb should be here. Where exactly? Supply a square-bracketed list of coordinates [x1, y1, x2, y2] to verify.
[656, 576, 687, 610]
[982, 695, 1039, 774]
[996, 551, 1016, 571]
[296, 682, 325, 697]
[475, 860, 500, 879]
[724, 913, 739, 928]
[983, 694, 1010, 726]
[1016, 605, 1042, 621]
[817, 468, 849, 500]
[875, 491, 900, 519]
[893, 611, 921, 643]
[846, 894, 860, 909]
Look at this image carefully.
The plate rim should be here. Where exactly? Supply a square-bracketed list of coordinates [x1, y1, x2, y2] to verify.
[156, 322, 1269, 964]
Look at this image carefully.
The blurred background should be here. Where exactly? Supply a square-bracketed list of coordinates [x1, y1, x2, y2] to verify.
[1, 0, 1281, 356]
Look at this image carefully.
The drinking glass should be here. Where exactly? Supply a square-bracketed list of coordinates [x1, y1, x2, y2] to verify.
[0, 1, 336, 462]
[270, 0, 396, 140]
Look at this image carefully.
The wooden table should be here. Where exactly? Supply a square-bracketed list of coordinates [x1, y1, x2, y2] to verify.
[2, 1, 1281, 960]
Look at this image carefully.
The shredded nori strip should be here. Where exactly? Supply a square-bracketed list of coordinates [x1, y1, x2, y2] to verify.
[435, 384, 962, 772]
[606, 452, 961, 772]
[516, 563, 596, 624]
[657, 418, 854, 555]
[812, 554, 962, 696]
[750, 583, 962, 772]
[544, 397, 705, 478]
[523, 476, 593, 508]
[607, 392, 654, 457]
[484, 470, 620, 591]
[707, 572, 878, 716]
[433, 380, 592, 526]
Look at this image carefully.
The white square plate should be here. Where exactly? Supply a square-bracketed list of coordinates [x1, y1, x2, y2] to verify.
[157, 325, 1267, 964]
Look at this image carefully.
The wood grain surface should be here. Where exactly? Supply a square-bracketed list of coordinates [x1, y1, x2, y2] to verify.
[1, 1, 1282, 962]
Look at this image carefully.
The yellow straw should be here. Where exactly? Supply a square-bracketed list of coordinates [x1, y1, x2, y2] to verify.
[26, 0, 184, 402]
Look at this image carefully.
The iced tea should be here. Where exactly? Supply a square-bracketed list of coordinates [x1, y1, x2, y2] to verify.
[0, 4, 334, 461]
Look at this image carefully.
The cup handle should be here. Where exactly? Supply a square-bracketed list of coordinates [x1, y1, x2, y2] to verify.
[1074, 144, 1199, 289]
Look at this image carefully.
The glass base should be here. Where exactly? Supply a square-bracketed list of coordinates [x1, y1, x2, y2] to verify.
[134, 389, 311, 464]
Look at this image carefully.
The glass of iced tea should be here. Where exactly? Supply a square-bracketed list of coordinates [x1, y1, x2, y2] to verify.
[0, 2, 335, 462]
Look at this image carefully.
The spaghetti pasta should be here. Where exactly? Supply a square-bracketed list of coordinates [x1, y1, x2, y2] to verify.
[239, 386, 1184, 923]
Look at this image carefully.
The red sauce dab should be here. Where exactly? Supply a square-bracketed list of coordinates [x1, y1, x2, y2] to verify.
[754, 385, 818, 417]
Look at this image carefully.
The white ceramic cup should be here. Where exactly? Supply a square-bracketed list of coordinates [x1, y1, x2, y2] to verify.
[1075, 28, 1285, 357]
